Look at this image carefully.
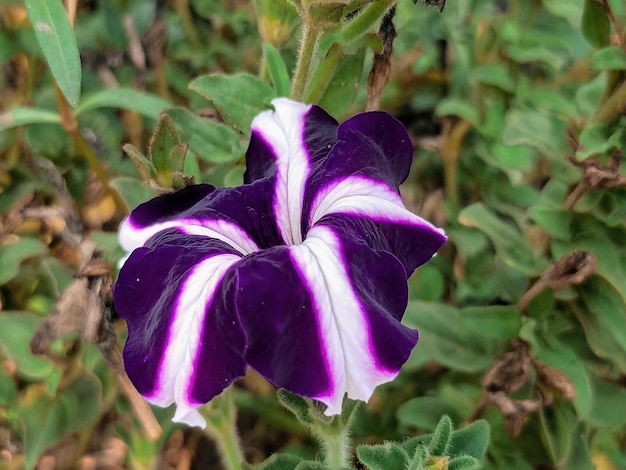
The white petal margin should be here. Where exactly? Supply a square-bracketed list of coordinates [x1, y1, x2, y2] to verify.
[309, 175, 446, 236]
[143, 254, 241, 428]
[251, 98, 312, 245]
[289, 225, 398, 415]
[117, 216, 259, 268]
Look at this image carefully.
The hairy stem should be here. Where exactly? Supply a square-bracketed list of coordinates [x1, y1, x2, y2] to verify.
[291, 22, 322, 101]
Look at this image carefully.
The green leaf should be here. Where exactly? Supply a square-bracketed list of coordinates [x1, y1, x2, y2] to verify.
[578, 277, 626, 371]
[63, 373, 102, 432]
[501, 109, 563, 160]
[165, 107, 244, 163]
[190, 73, 275, 133]
[404, 301, 497, 372]
[149, 113, 182, 184]
[0, 312, 56, 380]
[294, 461, 328, 470]
[243, 453, 303, 469]
[539, 400, 577, 465]
[428, 415, 453, 456]
[356, 443, 409, 470]
[0, 107, 61, 132]
[470, 64, 515, 92]
[109, 176, 154, 211]
[535, 341, 593, 418]
[75, 88, 172, 119]
[20, 390, 75, 469]
[0, 362, 18, 406]
[460, 305, 521, 340]
[18, 373, 102, 469]
[447, 420, 490, 460]
[582, 0, 610, 48]
[0, 236, 47, 285]
[458, 203, 548, 276]
[397, 397, 463, 431]
[591, 46, 626, 70]
[587, 376, 626, 427]
[25, 0, 81, 106]
[277, 389, 315, 426]
[529, 206, 574, 240]
[122, 143, 156, 182]
[435, 97, 480, 124]
[264, 43, 291, 97]
[447, 456, 480, 470]
[319, 50, 365, 118]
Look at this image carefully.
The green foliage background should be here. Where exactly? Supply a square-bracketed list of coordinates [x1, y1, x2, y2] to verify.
[1, 0, 625, 468]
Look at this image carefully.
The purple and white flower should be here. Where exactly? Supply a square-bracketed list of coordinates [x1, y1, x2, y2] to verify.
[114, 98, 446, 427]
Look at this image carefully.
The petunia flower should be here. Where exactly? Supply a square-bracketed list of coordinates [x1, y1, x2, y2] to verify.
[114, 98, 446, 427]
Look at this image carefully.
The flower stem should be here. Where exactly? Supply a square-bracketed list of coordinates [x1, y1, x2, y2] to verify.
[291, 22, 322, 101]
[203, 389, 245, 470]
[319, 424, 352, 469]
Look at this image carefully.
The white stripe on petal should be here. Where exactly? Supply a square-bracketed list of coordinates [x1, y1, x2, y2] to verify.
[118, 217, 259, 268]
[310, 176, 445, 235]
[144, 254, 240, 427]
[289, 225, 397, 415]
[251, 98, 312, 245]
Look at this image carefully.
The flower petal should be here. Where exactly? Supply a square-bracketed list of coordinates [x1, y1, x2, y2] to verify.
[309, 176, 446, 275]
[119, 181, 281, 264]
[227, 225, 418, 415]
[301, 111, 414, 232]
[114, 230, 245, 427]
[244, 98, 338, 245]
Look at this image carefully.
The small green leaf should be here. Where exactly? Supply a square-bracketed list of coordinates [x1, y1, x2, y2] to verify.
[264, 44, 291, 97]
[122, 143, 156, 182]
[448, 420, 490, 460]
[582, 0, 610, 48]
[0, 107, 61, 132]
[277, 389, 315, 426]
[319, 50, 365, 118]
[591, 46, 626, 70]
[397, 397, 462, 431]
[75, 88, 172, 119]
[356, 443, 410, 470]
[435, 97, 480, 124]
[25, 0, 81, 106]
[447, 456, 480, 470]
[165, 107, 244, 163]
[149, 113, 182, 184]
[190, 73, 275, 133]
[470, 64, 515, 92]
[243, 453, 303, 470]
[0, 312, 56, 380]
[578, 277, 626, 371]
[501, 109, 564, 160]
[588, 376, 626, 427]
[428, 415, 453, 456]
[460, 305, 521, 340]
[458, 203, 548, 276]
[110, 176, 154, 211]
[294, 461, 328, 470]
[0, 236, 47, 285]
[20, 391, 75, 469]
[0, 370, 17, 407]
[404, 301, 497, 372]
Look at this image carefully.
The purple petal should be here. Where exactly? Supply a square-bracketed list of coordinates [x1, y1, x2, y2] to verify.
[308, 176, 447, 275]
[227, 225, 420, 415]
[301, 112, 413, 232]
[244, 98, 338, 245]
[119, 180, 281, 260]
[114, 230, 245, 427]
[226, 246, 333, 400]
